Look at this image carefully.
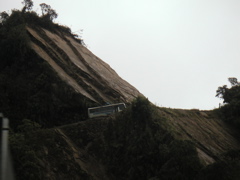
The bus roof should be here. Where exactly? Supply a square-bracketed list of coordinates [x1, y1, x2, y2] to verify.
[88, 103, 125, 110]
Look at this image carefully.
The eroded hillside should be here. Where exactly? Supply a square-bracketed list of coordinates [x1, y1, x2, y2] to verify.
[27, 26, 141, 104]
[0, 20, 142, 127]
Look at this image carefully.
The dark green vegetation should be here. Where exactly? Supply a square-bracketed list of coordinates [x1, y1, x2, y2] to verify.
[0, 1, 94, 129]
[0, 4, 96, 177]
[10, 119, 90, 180]
[63, 97, 240, 180]
[52, 97, 204, 180]
[216, 77, 240, 129]
[9, 96, 240, 179]
[98, 97, 203, 179]
[196, 150, 240, 180]
[197, 77, 240, 180]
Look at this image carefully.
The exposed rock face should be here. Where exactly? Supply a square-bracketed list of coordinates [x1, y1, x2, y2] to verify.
[27, 26, 141, 104]
[159, 108, 240, 165]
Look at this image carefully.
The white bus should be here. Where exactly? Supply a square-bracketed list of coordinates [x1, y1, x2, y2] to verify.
[88, 103, 126, 118]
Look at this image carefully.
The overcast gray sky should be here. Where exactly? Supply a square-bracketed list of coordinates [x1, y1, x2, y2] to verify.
[1, 0, 240, 110]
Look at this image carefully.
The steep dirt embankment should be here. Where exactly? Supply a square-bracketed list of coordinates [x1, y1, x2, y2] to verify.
[159, 108, 240, 165]
[26, 26, 141, 104]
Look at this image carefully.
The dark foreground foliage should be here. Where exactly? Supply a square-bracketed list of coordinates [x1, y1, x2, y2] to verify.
[90, 97, 240, 180]
[10, 96, 240, 179]
[85, 97, 203, 180]
[10, 119, 89, 180]
[196, 150, 240, 180]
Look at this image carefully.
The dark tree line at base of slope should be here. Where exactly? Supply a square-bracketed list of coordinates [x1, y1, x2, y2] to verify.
[9, 97, 240, 180]
[62, 96, 240, 180]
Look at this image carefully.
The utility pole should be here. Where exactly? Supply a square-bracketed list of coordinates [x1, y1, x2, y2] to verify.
[0, 113, 15, 180]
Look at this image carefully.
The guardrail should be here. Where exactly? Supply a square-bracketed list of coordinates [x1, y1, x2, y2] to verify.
[0, 113, 15, 180]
